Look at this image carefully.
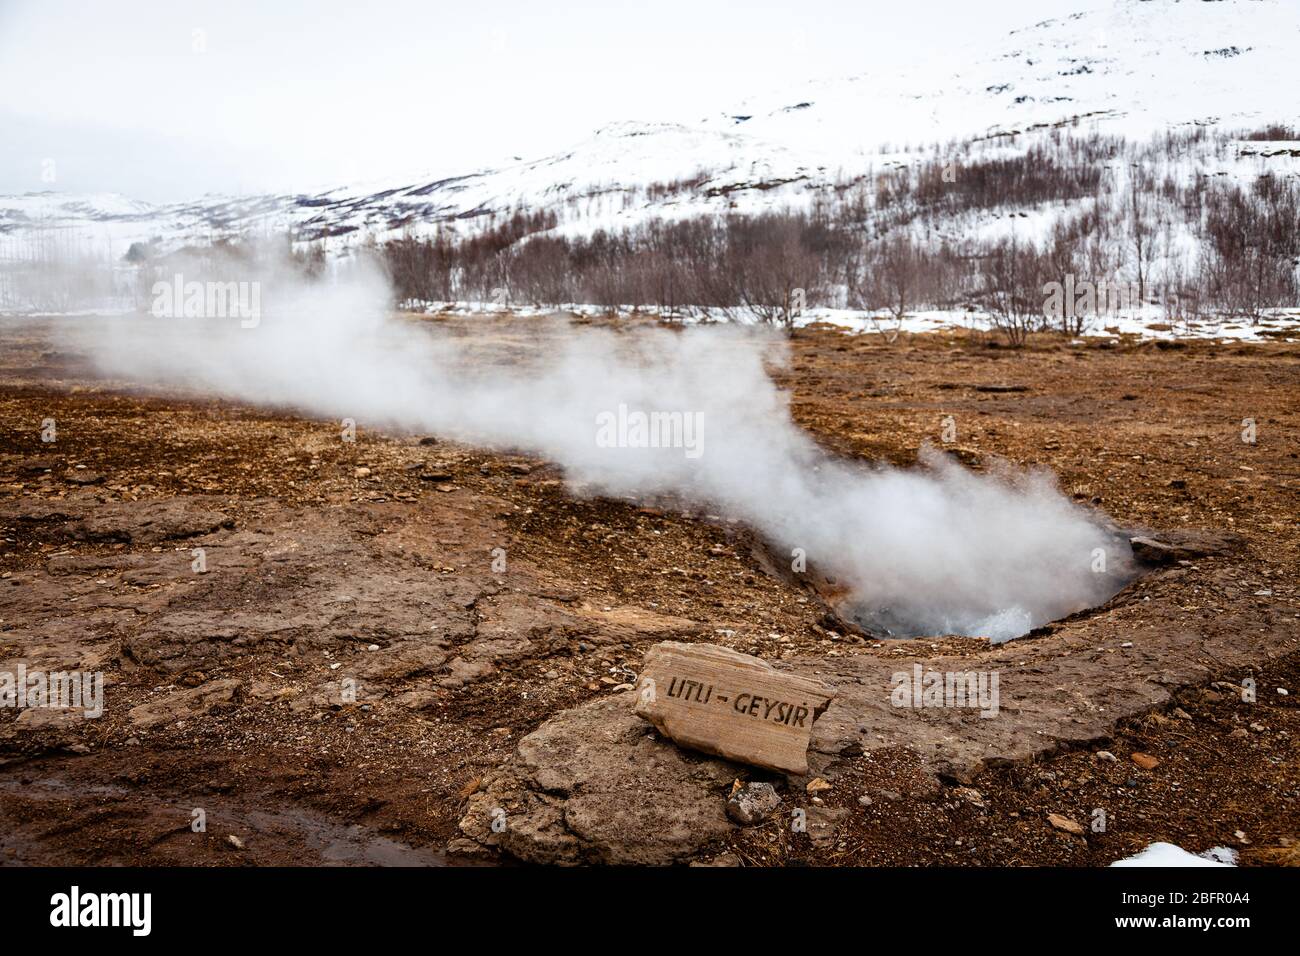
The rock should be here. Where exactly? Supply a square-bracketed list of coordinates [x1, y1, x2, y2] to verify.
[1130, 752, 1160, 770]
[63, 469, 103, 485]
[353, 467, 371, 478]
[14, 707, 90, 729]
[444, 836, 495, 860]
[633, 641, 834, 775]
[953, 786, 986, 808]
[226, 834, 245, 850]
[127, 678, 242, 729]
[1129, 538, 1179, 564]
[418, 471, 453, 482]
[805, 777, 832, 794]
[18, 457, 59, 474]
[1047, 813, 1084, 835]
[1129, 529, 1244, 565]
[539, 591, 580, 604]
[1173, 707, 1192, 720]
[459, 693, 738, 865]
[437, 658, 495, 689]
[805, 805, 848, 847]
[726, 782, 782, 825]
[68, 498, 233, 545]
[1095, 750, 1117, 762]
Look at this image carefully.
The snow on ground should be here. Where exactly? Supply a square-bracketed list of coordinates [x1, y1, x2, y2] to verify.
[11, 299, 1297, 346]
[1110, 842, 1237, 867]
[405, 301, 1300, 345]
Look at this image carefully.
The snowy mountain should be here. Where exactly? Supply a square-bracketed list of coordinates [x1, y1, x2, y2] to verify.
[3, 0, 1298, 260]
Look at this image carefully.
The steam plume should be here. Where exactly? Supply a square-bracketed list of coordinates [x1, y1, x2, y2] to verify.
[72, 254, 1132, 641]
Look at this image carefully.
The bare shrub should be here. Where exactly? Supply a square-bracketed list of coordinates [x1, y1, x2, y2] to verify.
[975, 238, 1049, 346]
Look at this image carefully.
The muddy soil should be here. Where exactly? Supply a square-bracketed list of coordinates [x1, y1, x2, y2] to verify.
[0, 314, 1296, 866]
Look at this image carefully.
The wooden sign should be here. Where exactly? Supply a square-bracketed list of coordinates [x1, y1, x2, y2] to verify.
[634, 641, 835, 775]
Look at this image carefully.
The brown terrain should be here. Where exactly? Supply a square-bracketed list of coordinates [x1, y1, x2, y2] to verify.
[0, 313, 1296, 867]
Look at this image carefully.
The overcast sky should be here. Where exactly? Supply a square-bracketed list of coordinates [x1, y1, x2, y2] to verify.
[0, 0, 1095, 201]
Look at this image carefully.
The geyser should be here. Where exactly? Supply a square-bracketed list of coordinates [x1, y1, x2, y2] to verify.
[71, 253, 1134, 641]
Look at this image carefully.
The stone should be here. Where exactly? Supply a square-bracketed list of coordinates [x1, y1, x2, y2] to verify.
[726, 782, 782, 825]
[63, 469, 103, 486]
[1047, 812, 1084, 835]
[127, 678, 242, 729]
[1095, 750, 1117, 762]
[459, 693, 737, 865]
[1130, 752, 1160, 770]
[633, 641, 834, 775]
[68, 498, 233, 545]
[1129, 529, 1244, 564]
[18, 457, 58, 474]
[444, 836, 495, 860]
[805, 805, 848, 847]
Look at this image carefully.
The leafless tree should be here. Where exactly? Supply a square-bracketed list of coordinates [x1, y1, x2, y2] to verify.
[976, 238, 1048, 346]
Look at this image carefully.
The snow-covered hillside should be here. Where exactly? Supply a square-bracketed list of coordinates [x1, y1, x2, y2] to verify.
[2, 0, 1298, 259]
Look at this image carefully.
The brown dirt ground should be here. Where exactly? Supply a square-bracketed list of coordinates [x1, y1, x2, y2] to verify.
[0, 313, 1296, 866]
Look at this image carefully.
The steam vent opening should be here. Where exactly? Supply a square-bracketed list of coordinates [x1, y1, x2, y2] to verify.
[795, 524, 1149, 645]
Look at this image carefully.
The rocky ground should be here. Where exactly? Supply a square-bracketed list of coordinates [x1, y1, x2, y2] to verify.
[0, 314, 1296, 866]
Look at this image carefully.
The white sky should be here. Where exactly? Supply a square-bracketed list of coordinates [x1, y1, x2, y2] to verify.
[0, 0, 1094, 201]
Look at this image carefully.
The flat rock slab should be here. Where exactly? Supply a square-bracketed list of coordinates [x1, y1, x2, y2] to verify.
[634, 641, 834, 775]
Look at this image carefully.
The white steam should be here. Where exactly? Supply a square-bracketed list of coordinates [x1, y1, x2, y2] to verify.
[71, 254, 1132, 641]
